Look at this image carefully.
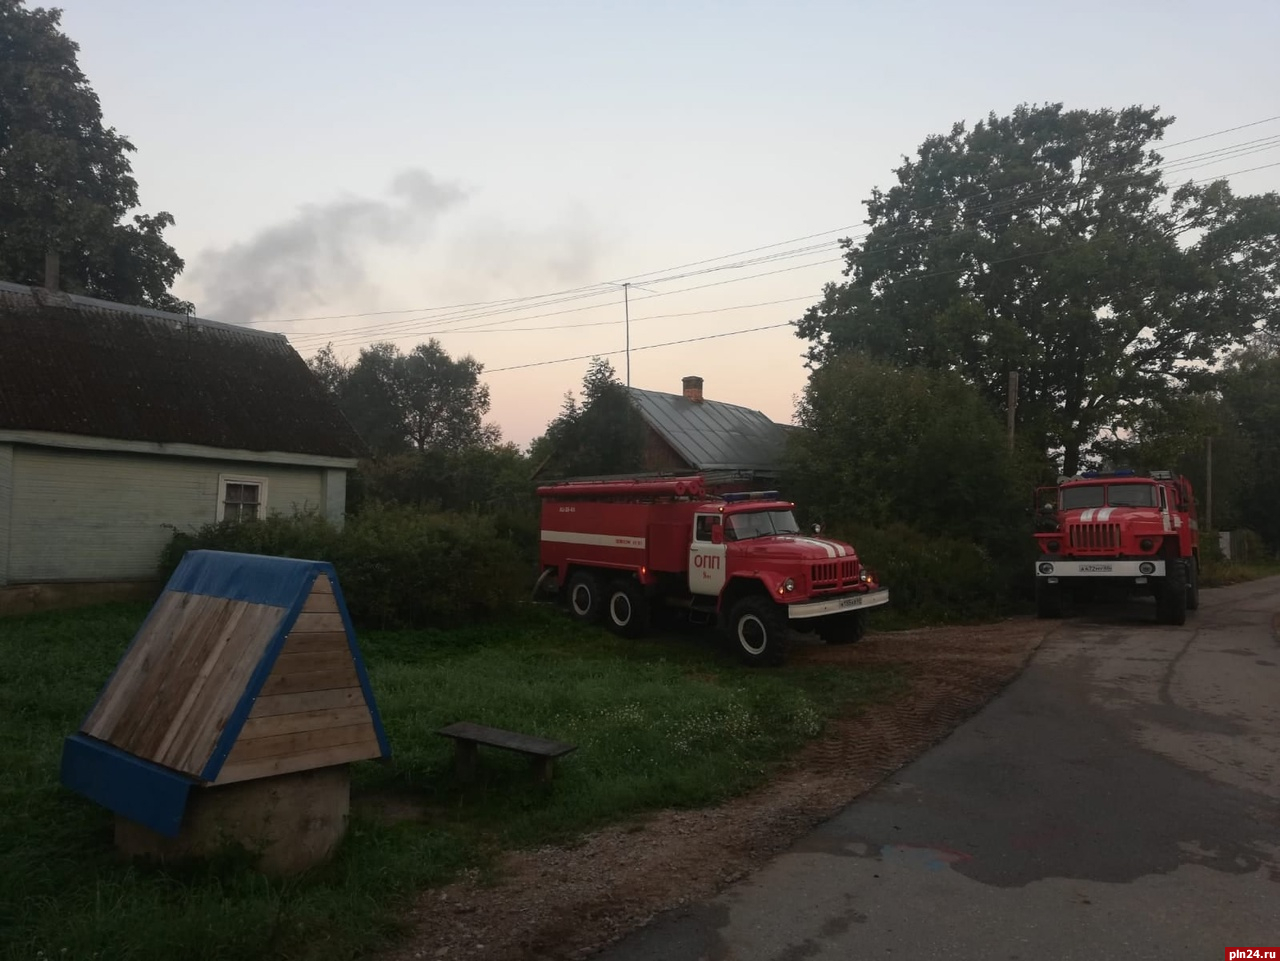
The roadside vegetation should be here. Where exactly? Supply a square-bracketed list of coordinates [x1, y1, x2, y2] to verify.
[0, 602, 902, 961]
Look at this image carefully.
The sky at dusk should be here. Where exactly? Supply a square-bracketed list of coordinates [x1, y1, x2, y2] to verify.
[49, 0, 1280, 447]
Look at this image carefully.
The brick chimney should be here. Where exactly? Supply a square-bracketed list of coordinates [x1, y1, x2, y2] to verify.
[682, 375, 704, 403]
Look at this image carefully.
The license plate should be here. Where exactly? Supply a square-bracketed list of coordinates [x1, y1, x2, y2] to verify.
[1079, 564, 1113, 573]
[838, 595, 866, 609]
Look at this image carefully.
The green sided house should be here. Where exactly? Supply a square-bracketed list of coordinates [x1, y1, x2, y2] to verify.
[0, 281, 364, 608]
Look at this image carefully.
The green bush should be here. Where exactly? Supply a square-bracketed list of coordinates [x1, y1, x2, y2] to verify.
[158, 505, 525, 629]
[832, 522, 1007, 623]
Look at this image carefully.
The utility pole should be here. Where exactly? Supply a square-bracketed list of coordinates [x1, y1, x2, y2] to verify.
[1205, 435, 1213, 530]
[1007, 370, 1019, 452]
[623, 282, 631, 387]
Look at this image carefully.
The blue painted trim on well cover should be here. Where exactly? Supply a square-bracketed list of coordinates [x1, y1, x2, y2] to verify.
[328, 562, 392, 758]
[167, 550, 326, 607]
[60, 734, 195, 838]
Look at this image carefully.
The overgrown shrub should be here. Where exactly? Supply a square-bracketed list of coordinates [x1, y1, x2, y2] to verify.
[158, 505, 525, 629]
[831, 522, 1008, 623]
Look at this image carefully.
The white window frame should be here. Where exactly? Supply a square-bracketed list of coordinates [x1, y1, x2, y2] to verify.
[217, 473, 269, 523]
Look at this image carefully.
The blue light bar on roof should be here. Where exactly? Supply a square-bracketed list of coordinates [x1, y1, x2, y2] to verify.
[722, 490, 782, 502]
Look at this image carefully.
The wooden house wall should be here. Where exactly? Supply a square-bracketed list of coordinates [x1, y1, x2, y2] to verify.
[6, 446, 329, 583]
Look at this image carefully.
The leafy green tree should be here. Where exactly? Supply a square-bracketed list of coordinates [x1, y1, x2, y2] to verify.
[787, 353, 1029, 547]
[797, 103, 1280, 475]
[1219, 344, 1280, 547]
[308, 339, 498, 456]
[0, 0, 188, 309]
[531, 357, 646, 478]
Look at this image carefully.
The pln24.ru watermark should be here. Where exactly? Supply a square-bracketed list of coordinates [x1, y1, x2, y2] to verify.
[1227, 950, 1279, 960]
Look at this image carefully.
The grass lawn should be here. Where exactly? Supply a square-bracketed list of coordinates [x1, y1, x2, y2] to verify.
[0, 602, 902, 961]
[1200, 558, 1280, 588]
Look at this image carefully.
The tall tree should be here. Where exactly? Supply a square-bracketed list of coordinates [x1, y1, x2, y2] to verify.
[531, 358, 646, 478]
[787, 353, 1028, 547]
[1218, 343, 1280, 547]
[796, 103, 1280, 475]
[0, 0, 188, 309]
[308, 340, 498, 456]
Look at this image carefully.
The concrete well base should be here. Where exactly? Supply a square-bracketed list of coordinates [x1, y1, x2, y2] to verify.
[115, 765, 350, 876]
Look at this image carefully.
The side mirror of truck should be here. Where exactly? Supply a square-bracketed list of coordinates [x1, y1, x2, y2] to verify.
[812, 523, 822, 535]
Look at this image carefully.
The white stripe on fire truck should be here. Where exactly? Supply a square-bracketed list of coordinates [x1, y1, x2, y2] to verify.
[790, 537, 838, 558]
[1080, 508, 1097, 522]
[1098, 507, 1115, 521]
[540, 531, 646, 549]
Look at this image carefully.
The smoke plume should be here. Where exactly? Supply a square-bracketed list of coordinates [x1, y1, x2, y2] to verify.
[190, 170, 465, 323]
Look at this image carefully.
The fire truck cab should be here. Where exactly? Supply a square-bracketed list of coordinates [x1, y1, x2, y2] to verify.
[536, 476, 889, 666]
[1033, 469, 1200, 624]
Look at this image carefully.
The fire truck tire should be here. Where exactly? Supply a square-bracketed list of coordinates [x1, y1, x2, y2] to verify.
[566, 571, 604, 624]
[728, 597, 788, 667]
[606, 580, 649, 638]
[1186, 558, 1200, 610]
[817, 611, 867, 644]
[1158, 561, 1188, 625]
[1035, 580, 1063, 619]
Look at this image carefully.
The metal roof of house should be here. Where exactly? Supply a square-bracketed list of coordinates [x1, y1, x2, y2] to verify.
[0, 282, 364, 459]
[628, 387, 787, 471]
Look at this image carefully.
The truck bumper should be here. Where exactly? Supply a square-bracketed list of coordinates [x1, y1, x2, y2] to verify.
[787, 588, 890, 619]
[1034, 560, 1167, 578]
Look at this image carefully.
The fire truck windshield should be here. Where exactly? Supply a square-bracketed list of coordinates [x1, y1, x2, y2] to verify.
[1061, 483, 1159, 509]
[1107, 484, 1158, 507]
[725, 510, 801, 541]
[1060, 485, 1105, 510]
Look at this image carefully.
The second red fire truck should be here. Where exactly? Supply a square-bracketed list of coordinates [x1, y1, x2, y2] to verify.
[1033, 469, 1201, 624]
[535, 476, 889, 666]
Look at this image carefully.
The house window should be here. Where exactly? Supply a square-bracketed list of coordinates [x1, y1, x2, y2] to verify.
[217, 475, 268, 523]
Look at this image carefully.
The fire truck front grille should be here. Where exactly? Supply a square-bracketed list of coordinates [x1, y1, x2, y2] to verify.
[811, 560, 860, 592]
[1068, 522, 1122, 552]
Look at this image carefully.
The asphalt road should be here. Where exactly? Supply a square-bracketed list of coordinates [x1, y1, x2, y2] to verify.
[599, 577, 1280, 961]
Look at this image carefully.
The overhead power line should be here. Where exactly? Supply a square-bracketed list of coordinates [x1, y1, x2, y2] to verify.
[484, 323, 796, 372]
[290, 138, 1280, 349]
[293, 148, 1280, 351]
[269, 113, 1280, 334]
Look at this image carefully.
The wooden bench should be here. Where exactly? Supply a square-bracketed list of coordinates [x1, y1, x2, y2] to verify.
[436, 722, 577, 783]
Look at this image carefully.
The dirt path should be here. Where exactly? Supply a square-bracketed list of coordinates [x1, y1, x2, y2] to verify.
[382, 618, 1049, 961]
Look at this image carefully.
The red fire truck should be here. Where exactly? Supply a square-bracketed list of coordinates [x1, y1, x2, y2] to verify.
[535, 476, 888, 666]
[1033, 469, 1200, 624]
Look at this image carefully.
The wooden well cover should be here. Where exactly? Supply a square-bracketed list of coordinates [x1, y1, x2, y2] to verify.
[61, 551, 390, 836]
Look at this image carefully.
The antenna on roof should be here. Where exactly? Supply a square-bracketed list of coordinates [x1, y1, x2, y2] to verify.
[606, 280, 657, 388]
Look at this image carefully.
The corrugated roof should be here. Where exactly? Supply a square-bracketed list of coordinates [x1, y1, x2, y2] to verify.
[0, 282, 364, 459]
[628, 387, 787, 471]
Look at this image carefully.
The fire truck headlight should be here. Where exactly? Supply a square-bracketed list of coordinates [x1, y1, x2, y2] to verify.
[1038, 562, 1054, 575]
[1140, 538, 1154, 551]
[1139, 562, 1156, 575]
[782, 578, 796, 593]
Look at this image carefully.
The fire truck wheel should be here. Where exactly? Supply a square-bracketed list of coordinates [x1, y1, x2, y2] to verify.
[728, 597, 788, 667]
[1035, 580, 1063, 619]
[566, 571, 604, 624]
[817, 611, 866, 644]
[606, 580, 649, 638]
[1186, 558, 1200, 611]
[1158, 561, 1188, 625]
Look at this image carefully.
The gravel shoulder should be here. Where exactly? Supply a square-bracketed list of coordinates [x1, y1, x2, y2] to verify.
[381, 617, 1050, 961]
